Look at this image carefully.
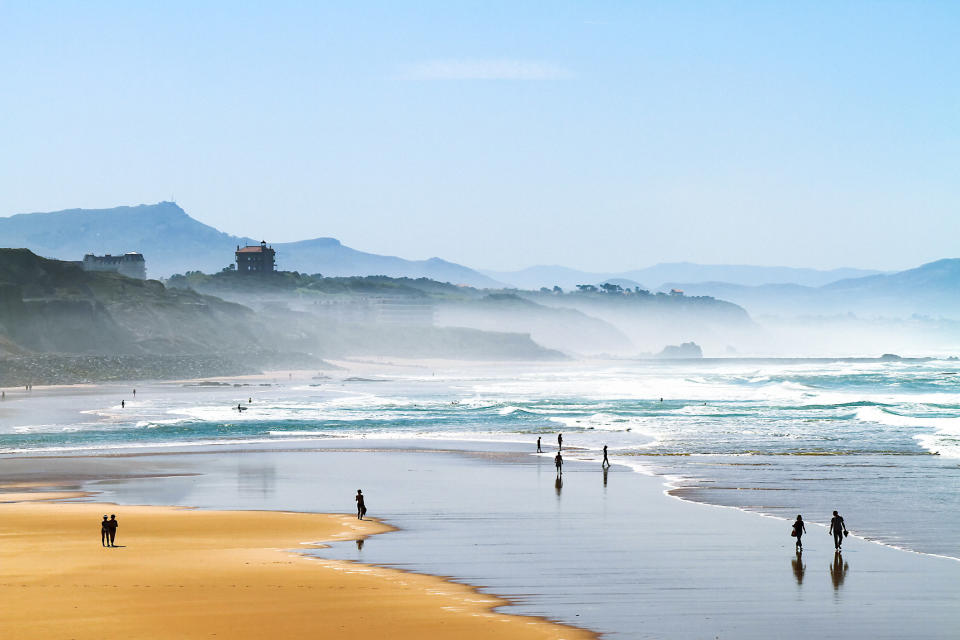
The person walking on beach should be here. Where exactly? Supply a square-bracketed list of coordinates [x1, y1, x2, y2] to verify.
[557, 433, 563, 451]
[537, 436, 542, 453]
[107, 514, 118, 547]
[121, 400, 125, 409]
[829, 510, 848, 551]
[602, 445, 610, 468]
[792, 515, 806, 551]
[554, 452, 563, 475]
[355, 489, 367, 520]
[101, 515, 110, 547]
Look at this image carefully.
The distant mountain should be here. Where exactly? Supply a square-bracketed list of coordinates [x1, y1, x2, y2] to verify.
[667, 259, 960, 318]
[0, 202, 502, 287]
[484, 262, 880, 291]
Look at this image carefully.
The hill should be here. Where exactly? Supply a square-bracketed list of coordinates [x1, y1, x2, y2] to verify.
[0, 202, 501, 286]
[484, 262, 880, 290]
[667, 259, 960, 318]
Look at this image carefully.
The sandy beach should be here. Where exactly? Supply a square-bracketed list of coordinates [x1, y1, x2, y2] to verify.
[0, 491, 593, 639]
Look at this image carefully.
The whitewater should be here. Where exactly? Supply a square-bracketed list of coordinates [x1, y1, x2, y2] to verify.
[2, 358, 959, 558]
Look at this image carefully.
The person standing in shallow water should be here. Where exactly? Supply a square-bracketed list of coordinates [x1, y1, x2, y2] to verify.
[557, 433, 563, 451]
[554, 452, 563, 475]
[792, 515, 806, 551]
[355, 489, 367, 520]
[829, 510, 848, 551]
[537, 437, 542, 453]
[100, 515, 109, 547]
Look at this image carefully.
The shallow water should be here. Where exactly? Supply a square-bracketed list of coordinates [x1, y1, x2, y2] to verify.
[2, 359, 959, 558]
[74, 444, 960, 640]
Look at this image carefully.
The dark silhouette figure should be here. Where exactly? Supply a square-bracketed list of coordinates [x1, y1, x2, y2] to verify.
[829, 510, 848, 551]
[537, 437, 542, 453]
[121, 400, 125, 409]
[101, 515, 109, 547]
[557, 433, 563, 451]
[132, 389, 136, 397]
[355, 489, 367, 520]
[107, 514, 118, 546]
[602, 445, 610, 468]
[830, 553, 849, 590]
[792, 550, 806, 585]
[356, 538, 365, 551]
[554, 452, 563, 475]
[792, 515, 807, 551]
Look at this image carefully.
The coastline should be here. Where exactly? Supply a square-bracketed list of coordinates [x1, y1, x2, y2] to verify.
[0, 489, 594, 640]
[4, 443, 960, 639]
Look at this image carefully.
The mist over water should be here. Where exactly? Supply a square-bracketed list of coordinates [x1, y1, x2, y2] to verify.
[2, 359, 959, 558]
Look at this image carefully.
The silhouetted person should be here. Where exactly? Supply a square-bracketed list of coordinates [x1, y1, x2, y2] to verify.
[557, 433, 563, 451]
[792, 550, 806, 585]
[792, 515, 807, 551]
[355, 489, 367, 520]
[101, 515, 109, 547]
[602, 445, 610, 468]
[537, 437, 542, 453]
[829, 510, 847, 551]
[554, 452, 563, 475]
[132, 389, 136, 397]
[121, 400, 125, 409]
[107, 514, 118, 546]
[830, 553, 849, 590]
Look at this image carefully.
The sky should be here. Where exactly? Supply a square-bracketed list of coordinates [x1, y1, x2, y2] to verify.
[0, 1, 957, 272]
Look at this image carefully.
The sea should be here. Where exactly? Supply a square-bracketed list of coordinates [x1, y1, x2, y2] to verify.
[2, 358, 959, 560]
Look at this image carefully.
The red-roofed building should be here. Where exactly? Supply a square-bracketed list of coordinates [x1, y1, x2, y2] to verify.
[235, 240, 276, 273]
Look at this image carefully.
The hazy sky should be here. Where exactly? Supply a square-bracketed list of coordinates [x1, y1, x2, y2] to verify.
[1, 2, 957, 272]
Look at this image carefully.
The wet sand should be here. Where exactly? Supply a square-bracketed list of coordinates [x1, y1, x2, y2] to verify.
[0, 493, 593, 640]
[3, 442, 959, 639]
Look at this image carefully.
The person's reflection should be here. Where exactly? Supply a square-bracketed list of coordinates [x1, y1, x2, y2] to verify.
[555, 475, 563, 496]
[603, 466, 609, 488]
[830, 552, 849, 590]
[356, 538, 365, 551]
[791, 550, 805, 585]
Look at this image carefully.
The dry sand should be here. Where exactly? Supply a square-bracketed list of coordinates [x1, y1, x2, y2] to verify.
[0, 495, 592, 640]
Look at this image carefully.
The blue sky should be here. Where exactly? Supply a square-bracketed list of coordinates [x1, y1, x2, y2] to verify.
[1, 2, 957, 272]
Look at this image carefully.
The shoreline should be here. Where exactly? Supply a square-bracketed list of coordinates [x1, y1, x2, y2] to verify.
[3, 442, 960, 638]
[0, 488, 595, 640]
[6, 436, 960, 564]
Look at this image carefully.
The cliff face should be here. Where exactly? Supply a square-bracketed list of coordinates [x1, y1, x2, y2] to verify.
[0, 249, 262, 355]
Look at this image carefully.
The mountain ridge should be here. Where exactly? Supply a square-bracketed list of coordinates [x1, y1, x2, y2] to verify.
[0, 202, 502, 287]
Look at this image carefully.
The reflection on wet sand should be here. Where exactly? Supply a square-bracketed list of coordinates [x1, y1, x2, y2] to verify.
[830, 552, 849, 590]
[555, 475, 563, 497]
[792, 551, 805, 585]
[603, 467, 609, 488]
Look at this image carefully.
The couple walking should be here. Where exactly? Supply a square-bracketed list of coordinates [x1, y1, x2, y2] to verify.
[792, 510, 848, 551]
[100, 514, 119, 547]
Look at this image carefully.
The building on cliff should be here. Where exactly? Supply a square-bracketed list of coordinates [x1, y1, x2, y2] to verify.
[236, 241, 276, 273]
[82, 252, 146, 279]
